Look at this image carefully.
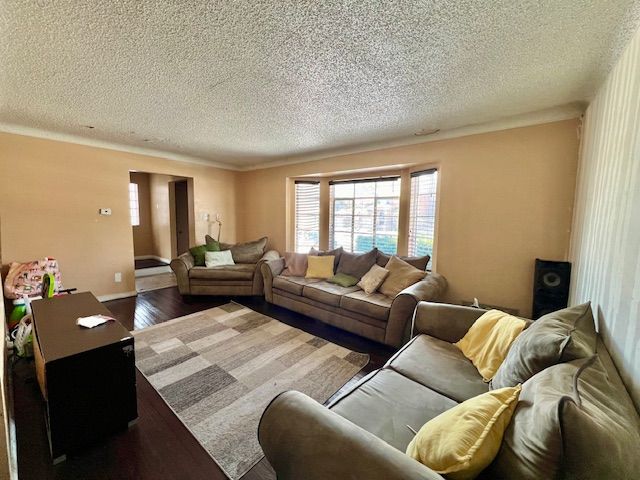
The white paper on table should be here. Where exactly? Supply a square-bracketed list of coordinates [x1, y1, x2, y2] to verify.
[76, 314, 115, 328]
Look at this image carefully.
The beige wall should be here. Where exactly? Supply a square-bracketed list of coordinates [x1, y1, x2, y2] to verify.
[570, 26, 640, 409]
[129, 172, 154, 257]
[237, 120, 580, 316]
[0, 133, 237, 299]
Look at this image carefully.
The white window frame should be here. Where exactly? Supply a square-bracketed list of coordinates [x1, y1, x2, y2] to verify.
[329, 177, 401, 254]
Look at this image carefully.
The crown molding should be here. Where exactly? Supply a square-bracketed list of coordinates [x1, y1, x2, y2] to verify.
[238, 103, 586, 171]
[0, 122, 240, 171]
[0, 103, 585, 173]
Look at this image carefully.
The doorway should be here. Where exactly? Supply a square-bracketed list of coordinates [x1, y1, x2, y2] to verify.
[128, 171, 195, 292]
[173, 180, 190, 256]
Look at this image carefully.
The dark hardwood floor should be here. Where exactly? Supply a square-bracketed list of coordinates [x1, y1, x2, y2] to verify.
[13, 287, 396, 480]
[134, 258, 169, 269]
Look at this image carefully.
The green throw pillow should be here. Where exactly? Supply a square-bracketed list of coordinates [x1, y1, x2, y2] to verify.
[189, 244, 207, 266]
[327, 272, 359, 288]
[206, 240, 221, 252]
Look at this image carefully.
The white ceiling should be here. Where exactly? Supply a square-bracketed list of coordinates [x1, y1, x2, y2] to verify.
[1, 1, 639, 169]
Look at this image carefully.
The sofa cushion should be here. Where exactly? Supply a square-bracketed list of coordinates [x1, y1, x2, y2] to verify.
[281, 252, 308, 277]
[305, 255, 335, 279]
[330, 368, 457, 452]
[456, 310, 526, 382]
[303, 282, 359, 307]
[378, 256, 427, 297]
[189, 244, 208, 266]
[491, 302, 597, 389]
[207, 236, 267, 263]
[340, 291, 392, 321]
[310, 246, 343, 272]
[357, 264, 389, 294]
[337, 249, 378, 279]
[189, 264, 255, 280]
[272, 276, 321, 296]
[488, 355, 640, 480]
[406, 385, 521, 480]
[377, 251, 430, 271]
[388, 335, 489, 402]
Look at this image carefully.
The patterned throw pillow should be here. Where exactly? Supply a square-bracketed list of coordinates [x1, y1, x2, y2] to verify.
[357, 264, 390, 294]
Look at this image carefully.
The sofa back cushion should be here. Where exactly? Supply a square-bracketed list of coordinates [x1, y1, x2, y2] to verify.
[378, 256, 426, 297]
[491, 302, 596, 389]
[487, 355, 640, 480]
[337, 249, 378, 279]
[206, 236, 267, 263]
[376, 251, 430, 271]
[310, 247, 343, 272]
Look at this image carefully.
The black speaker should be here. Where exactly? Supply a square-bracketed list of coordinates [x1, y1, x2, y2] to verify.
[532, 259, 571, 319]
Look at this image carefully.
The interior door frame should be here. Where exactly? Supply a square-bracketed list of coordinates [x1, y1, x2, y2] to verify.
[169, 178, 195, 258]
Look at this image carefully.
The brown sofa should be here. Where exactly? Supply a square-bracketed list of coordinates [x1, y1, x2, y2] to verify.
[259, 302, 640, 480]
[170, 241, 279, 296]
[260, 256, 447, 347]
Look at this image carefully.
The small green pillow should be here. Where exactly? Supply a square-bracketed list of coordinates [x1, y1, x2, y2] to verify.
[327, 272, 359, 288]
[189, 244, 207, 266]
[206, 240, 221, 252]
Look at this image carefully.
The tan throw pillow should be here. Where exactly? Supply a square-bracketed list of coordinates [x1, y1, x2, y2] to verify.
[305, 255, 334, 279]
[406, 385, 522, 480]
[357, 264, 390, 294]
[309, 246, 343, 272]
[281, 252, 308, 277]
[378, 256, 426, 297]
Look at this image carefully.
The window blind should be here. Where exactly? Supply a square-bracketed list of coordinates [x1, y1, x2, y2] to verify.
[294, 181, 320, 253]
[329, 177, 401, 254]
[129, 183, 140, 227]
[408, 169, 438, 267]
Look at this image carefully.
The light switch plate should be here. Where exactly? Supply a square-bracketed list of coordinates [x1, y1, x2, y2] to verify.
[99, 208, 112, 216]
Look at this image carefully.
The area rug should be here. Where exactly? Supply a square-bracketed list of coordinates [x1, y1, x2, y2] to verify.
[132, 302, 369, 479]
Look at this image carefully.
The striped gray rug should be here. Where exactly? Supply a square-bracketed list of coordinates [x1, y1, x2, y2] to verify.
[132, 302, 369, 479]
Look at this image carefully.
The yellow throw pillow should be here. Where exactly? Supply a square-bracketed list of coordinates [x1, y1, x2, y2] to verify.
[378, 256, 426, 297]
[305, 255, 335, 279]
[456, 310, 526, 381]
[406, 385, 521, 480]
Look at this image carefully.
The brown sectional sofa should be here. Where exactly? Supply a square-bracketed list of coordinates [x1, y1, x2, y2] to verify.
[261, 257, 447, 347]
[171, 248, 280, 296]
[259, 302, 640, 480]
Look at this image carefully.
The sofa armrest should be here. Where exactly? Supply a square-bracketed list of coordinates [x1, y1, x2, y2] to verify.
[385, 273, 448, 347]
[260, 258, 285, 302]
[412, 302, 487, 343]
[252, 250, 281, 295]
[258, 391, 444, 480]
[170, 252, 194, 295]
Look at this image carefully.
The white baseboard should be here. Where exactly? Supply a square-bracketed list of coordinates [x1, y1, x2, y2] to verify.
[134, 255, 172, 263]
[97, 290, 138, 302]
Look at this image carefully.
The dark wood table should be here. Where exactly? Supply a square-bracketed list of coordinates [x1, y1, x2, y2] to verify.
[32, 292, 138, 463]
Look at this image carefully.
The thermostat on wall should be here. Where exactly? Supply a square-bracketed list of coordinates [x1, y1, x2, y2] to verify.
[99, 208, 112, 216]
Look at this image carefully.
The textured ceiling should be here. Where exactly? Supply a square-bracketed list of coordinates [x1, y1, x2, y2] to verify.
[1, 1, 639, 168]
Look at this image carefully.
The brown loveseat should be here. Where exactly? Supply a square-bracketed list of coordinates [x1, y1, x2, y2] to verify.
[171, 238, 279, 296]
[259, 302, 640, 480]
[260, 252, 447, 347]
